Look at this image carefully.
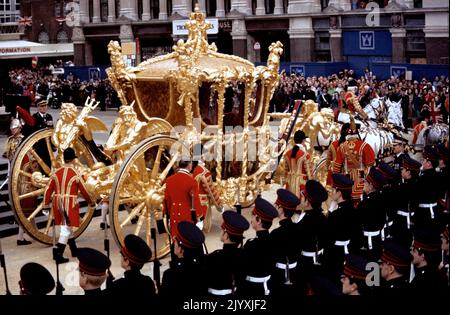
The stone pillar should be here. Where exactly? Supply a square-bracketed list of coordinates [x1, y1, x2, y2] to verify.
[108, 0, 116, 22]
[274, 0, 284, 14]
[172, 0, 190, 17]
[256, 0, 265, 15]
[85, 41, 93, 65]
[159, 0, 168, 19]
[422, 0, 448, 8]
[142, 0, 151, 20]
[288, 17, 315, 62]
[329, 29, 343, 62]
[198, 0, 206, 11]
[230, 0, 251, 15]
[390, 28, 406, 63]
[393, 0, 414, 8]
[120, 23, 135, 43]
[231, 19, 248, 59]
[326, 0, 350, 11]
[216, 0, 226, 17]
[120, 0, 138, 20]
[79, 0, 89, 23]
[424, 11, 449, 64]
[92, 0, 101, 23]
[288, 0, 321, 14]
[72, 27, 86, 65]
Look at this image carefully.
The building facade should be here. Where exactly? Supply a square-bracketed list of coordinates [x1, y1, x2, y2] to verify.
[1, 0, 447, 68]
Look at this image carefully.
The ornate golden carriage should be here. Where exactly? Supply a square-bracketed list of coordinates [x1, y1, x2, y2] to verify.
[9, 6, 285, 258]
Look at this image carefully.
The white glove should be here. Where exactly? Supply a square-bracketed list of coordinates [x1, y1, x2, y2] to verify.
[196, 220, 204, 230]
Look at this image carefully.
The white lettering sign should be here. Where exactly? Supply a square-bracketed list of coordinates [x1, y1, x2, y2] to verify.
[172, 18, 219, 35]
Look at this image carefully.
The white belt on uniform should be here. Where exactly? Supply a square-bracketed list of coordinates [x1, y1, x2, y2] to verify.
[381, 221, 393, 241]
[397, 210, 414, 229]
[301, 249, 323, 265]
[245, 275, 271, 295]
[207, 288, 233, 296]
[275, 262, 298, 270]
[363, 230, 381, 250]
[334, 240, 351, 254]
[418, 203, 437, 219]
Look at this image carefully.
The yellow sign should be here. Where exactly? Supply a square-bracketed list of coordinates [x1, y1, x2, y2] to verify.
[121, 42, 136, 55]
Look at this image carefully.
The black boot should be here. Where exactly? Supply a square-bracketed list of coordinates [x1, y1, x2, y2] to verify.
[68, 238, 78, 257]
[54, 243, 69, 264]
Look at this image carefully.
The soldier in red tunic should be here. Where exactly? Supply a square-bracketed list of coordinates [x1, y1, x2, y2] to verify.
[43, 148, 94, 263]
[333, 122, 375, 202]
[284, 130, 313, 196]
[192, 144, 222, 231]
[326, 123, 350, 186]
[163, 157, 202, 238]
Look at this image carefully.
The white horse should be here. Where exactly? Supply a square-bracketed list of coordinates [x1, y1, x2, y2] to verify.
[336, 97, 410, 157]
[415, 123, 449, 148]
[385, 98, 404, 130]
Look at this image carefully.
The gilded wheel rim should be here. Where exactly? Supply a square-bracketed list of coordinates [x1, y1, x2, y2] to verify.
[9, 128, 95, 245]
[109, 135, 184, 259]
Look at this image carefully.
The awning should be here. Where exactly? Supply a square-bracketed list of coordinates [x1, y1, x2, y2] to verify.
[0, 40, 74, 59]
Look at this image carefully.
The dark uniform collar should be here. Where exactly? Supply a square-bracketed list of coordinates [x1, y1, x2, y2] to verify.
[84, 288, 103, 295]
[279, 217, 293, 226]
[223, 243, 239, 251]
[124, 269, 143, 278]
[256, 230, 270, 238]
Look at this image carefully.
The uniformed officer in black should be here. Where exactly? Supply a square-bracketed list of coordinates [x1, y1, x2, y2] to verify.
[387, 83, 401, 103]
[436, 144, 449, 213]
[440, 227, 449, 284]
[106, 234, 156, 296]
[295, 179, 329, 294]
[377, 161, 399, 240]
[269, 188, 301, 297]
[390, 134, 408, 179]
[77, 247, 111, 295]
[379, 240, 412, 294]
[19, 262, 55, 295]
[341, 254, 373, 295]
[324, 174, 361, 284]
[414, 146, 444, 229]
[390, 155, 421, 247]
[206, 210, 249, 297]
[240, 197, 278, 296]
[33, 100, 54, 131]
[160, 221, 207, 297]
[357, 167, 387, 261]
[410, 228, 448, 293]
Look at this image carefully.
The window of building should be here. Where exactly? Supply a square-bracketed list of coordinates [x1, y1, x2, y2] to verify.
[57, 29, 69, 43]
[138, 0, 142, 19]
[406, 30, 425, 52]
[314, 31, 331, 61]
[264, 0, 274, 14]
[55, 0, 63, 16]
[100, 0, 108, 21]
[115, 0, 120, 18]
[0, 0, 20, 23]
[206, 0, 216, 16]
[320, 0, 329, 10]
[151, 0, 159, 19]
[413, 0, 422, 8]
[89, 0, 93, 22]
[351, 0, 387, 10]
[224, 0, 231, 13]
[38, 31, 50, 44]
[167, 0, 172, 16]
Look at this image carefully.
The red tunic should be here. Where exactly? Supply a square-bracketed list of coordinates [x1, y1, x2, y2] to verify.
[163, 169, 202, 237]
[326, 139, 340, 186]
[43, 165, 92, 227]
[192, 163, 220, 217]
[333, 138, 375, 200]
[284, 145, 313, 196]
[412, 121, 427, 145]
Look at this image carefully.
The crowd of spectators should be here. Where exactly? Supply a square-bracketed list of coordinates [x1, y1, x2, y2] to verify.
[270, 69, 449, 128]
[6, 63, 120, 111]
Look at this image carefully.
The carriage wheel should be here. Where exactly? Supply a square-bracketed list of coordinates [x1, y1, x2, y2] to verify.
[109, 135, 184, 259]
[9, 129, 96, 245]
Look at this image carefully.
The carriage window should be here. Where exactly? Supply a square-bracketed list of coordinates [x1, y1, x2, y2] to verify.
[198, 82, 218, 125]
[224, 82, 244, 128]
